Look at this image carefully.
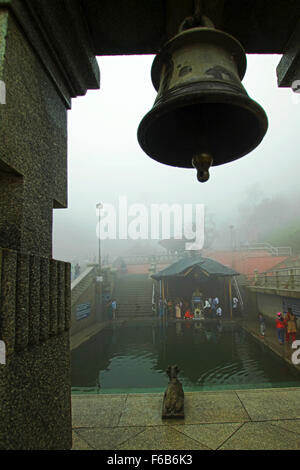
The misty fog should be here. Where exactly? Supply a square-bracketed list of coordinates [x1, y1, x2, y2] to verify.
[53, 54, 300, 267]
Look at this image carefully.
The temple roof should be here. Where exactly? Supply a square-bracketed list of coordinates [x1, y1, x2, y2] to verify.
[151, 255, 239, 280]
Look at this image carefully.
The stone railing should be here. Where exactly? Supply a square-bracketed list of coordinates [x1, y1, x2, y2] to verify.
[0, 248, 71, 356]
[71, 266, 97, 306]
[247, 268, 300, 291]
[114, 253, 180, 266]
[236, 243, 292, 257]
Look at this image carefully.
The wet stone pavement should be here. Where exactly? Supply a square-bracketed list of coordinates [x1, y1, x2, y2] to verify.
[71, 317, 300, 450]
[72, 388, 300, 450]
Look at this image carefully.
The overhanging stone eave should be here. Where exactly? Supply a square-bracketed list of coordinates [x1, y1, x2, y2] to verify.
[84, 0, 300, 55]
[2, 0, 100, 108]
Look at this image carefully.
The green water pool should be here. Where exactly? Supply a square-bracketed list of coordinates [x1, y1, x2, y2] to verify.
[71, 319, 300, 394]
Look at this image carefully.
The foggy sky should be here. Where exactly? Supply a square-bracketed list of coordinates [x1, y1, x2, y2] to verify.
[53, 54, 300, 265]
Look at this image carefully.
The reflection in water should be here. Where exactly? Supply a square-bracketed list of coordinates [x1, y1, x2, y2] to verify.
[71, 320, 300, 392]
[175, 321, 183, 336]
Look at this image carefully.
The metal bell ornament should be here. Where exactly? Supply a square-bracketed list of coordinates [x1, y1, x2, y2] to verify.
[137, 15, 268, 182]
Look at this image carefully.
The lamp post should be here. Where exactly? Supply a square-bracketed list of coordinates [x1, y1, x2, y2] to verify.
[96, 202, 103, 274]
[96, 202, 103, 321]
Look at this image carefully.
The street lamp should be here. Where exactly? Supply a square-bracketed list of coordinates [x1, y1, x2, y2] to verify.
[96, 202, 103, 274]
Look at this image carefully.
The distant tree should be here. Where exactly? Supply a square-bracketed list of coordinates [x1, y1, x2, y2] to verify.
[235, 185, 300, 250]
[266, 221, 300, 255]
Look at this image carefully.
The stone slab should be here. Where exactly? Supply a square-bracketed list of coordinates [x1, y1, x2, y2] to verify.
[118, 394, 165, 427]
[171, 423, 244, 450]
[72, 394, 127, 428]
[72, 431, 94, 450]
[71, 388, 300, 450]
[73, 426, 146, 450]
[236, 388, 300, 421]
[116, 391, 250, 427]
[118, 426, 210, 450]
[269, 419, 300, 436]
[181, 391, 250, 424]
[219, 421, 300, 450]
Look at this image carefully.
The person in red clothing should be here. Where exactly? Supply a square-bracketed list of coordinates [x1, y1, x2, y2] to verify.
[276, 312, 285, 345]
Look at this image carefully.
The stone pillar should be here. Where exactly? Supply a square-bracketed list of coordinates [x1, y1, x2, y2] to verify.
[0, 1, 100, 449]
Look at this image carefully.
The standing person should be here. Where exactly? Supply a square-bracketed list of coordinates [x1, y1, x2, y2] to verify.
[211, 296, 218, 316]
[164, 298, 169, 317]
[286, 311, 297, 344]
[276, 312, 285, 345]
[216, 305, 223, 333]
[283, 310, 291, 341]
[232, 296, 239, 317]
[111, 299, 117, 321]
[213, 296, 219, 314]
[216, 305, 222, 318]
[258, 313, 266, 337]
[175, 300, 181, 319]
[158, 297, 164, 317]
[107, 300, 113, 321]
[75, 263, 80, 279]
[203, 298, 211, 319]
[167, 299, 174, 318]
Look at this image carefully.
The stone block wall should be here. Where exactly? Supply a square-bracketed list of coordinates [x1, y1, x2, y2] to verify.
[71, 280, 97, 337]
[0, 248, 72, 449]
[0, 0, 99, 450]
[255, 292, 283, 320]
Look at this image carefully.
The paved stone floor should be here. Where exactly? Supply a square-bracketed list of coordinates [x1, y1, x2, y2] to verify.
[71, 317, 300, 450]
[72, 388, 300, 450]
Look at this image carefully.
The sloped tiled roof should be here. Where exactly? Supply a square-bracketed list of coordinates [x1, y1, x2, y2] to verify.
[151, 255, 239, 280]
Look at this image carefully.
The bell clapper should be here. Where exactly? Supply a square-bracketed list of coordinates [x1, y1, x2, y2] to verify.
[192, 153, 213, 183]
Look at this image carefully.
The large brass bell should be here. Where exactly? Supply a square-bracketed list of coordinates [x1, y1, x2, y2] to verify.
[137, 18, 268, 182]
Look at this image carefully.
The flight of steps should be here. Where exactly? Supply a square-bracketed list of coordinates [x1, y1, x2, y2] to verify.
[114, 273, 154, 318]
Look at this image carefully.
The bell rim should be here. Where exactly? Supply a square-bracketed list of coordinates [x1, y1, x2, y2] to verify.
[151, 27, 247, 90]
[137, 91, 268, 169]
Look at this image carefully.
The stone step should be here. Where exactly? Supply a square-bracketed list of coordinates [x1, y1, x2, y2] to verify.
[113, 274, 153, 318]
[117, 312, 153, 317]
[117, 298, 152, 302]
[117, 302, 152, 306]
[116, 293, 152, 296]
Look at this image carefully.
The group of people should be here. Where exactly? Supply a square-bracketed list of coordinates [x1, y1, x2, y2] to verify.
[258, 308, 298, 345]
[275, 309, 298, 345]
[159, 295, 223, 320]
[200, 296, 223, 319]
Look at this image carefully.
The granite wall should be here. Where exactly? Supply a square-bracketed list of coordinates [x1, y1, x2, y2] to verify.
[0, 8, 71, 449]
[0, 9, 67, 257]
[0, 248, 72, 449]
